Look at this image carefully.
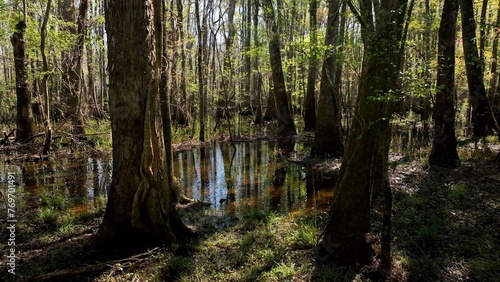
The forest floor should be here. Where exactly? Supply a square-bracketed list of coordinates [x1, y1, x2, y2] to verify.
[0, 134, 499, 281]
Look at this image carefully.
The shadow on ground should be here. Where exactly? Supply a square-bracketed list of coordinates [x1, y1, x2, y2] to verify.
[391, 161, 499, 281]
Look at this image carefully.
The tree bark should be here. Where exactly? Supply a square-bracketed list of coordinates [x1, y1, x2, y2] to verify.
[11, 19, 36, 142]
[216, 0, 237, 124]
[253, 0, 263, 125]
[461, 0, 493, 137]
[303, 0, 318, 131]
[75, 0, 89, 135]
[243, 0, 252, 113]
[311, 0, 344, 157]
[421, 0, 433, 141]
[316, 0, 408, 264]
[479, 0, 488, 67]
[40, 0, 53, 154]
[488, 0, 500, 133]
[93, 0, 191, 249]
[176, 0, 188, 126]
[60, 0, 87, 136]
[262, 0, 296, 136]
[429, 0, 460, 167]
[195, 0, 209, 142]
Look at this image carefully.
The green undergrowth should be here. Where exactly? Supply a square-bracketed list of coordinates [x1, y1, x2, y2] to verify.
[87, 119, 112, 150]
[89, 206, 363, 282]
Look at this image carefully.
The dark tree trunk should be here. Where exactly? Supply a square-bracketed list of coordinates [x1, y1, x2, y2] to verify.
[303, 0, 318, 131]
[316, 0, 408, 264]
[488, 0, 500, 133]
[263, 78, 277, 121]
[40, 0, 53, 154]
[311, 0, 343, 157]
[479, 0, 488, 67]
[421, 0, 433, 141]
[243, 0, 252, 113]
[93, 0, 191, 249]
[262, 0, 296, 136]
[333, 1, 347, 128]
[176, 0, 188, 126]
[11, 20, 36, 142]
[461, 0, 493, 137]
[195, 0, 210, 142]
[429, 0, 460, 167]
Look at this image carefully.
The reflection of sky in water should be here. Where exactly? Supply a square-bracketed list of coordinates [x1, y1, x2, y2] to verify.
[172, 141, 335, 214]
[85, 158, 112, 200]
[0, 141, 335, 215]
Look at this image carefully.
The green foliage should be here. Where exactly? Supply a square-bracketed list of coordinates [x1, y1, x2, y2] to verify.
[368, 89, 399, 103]
[87, 119, 112, 150]
[292, 223, 316, 249]
[449, 182, 467, 201]
[260, 262, 297, 281]
[38, 207, 60, 225]
[39, 188, 67, 211]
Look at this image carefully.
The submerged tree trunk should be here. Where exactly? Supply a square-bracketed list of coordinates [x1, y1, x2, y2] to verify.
[316, 0, 408, 264]
[460, 0, 493, 137]
[262, 0, 296, 136]
[311, 0, 344, 157]
[429, 0, 460, 167]
[93, 0, 191, 249]
[11, 19, 36, 142]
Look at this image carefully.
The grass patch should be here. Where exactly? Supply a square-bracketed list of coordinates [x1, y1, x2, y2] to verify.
[292, 224, 317, 249]
[260, 262, 297, 281]
[87, 119, 112, 150]
[153, 210, 323, 281]
[39, 207, 60, 225]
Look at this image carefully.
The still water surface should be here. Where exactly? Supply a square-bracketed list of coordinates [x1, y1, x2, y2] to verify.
[0, 141, 335, 215]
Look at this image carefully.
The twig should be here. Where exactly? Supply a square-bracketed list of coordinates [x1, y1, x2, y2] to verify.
[31, 247, 160, 280]
[0, 129, 16, 145]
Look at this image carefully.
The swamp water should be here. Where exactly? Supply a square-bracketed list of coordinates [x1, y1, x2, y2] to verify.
[0, 141, 336, 217]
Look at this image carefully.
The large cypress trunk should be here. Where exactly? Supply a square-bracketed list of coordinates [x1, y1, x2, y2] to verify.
[93, 0, 190, 249]
[316, 0, 408, 264]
